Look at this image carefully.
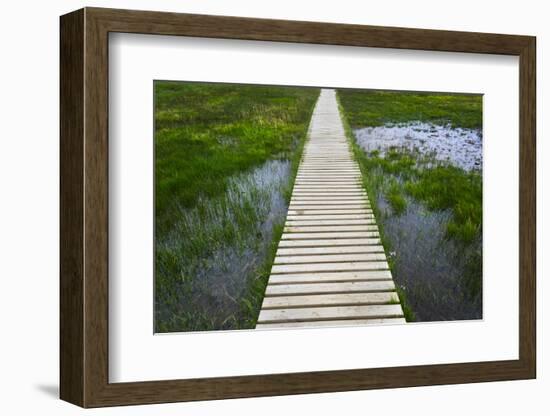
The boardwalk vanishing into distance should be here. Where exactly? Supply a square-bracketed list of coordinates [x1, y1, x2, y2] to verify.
[257, 89, 405, 329]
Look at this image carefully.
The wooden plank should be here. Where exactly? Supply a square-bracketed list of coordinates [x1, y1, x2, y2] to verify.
[286, 214, 374, 220]
[294, 179, 361, 183]
[296, 173, 360, 176]
[271, 261, 389, 274]
[291, 192, 369, 197]
[292, 184, 363, 188]
[265, 280, 396, 296]
[291, 192, 367, 196]
[284, 225, 378, 233]
[276, 245, 385, 256]
[280, 231, 379, 240]
[277, 238, 381, 248]
[291, 195, 368, 199]
[296, 174, 361, 178]
[294, 180, 359, 184]
[298, 168, 360, 172]
[292, 193, 367, 197]
[302, 158, 351, 161]
[288, 205, 370, 210]
[261, 292, 399, 309]
[257, 304, 404, 323]
[287, 209, 371, 215]
[297, 168, 359, 171]
[294, 183, 360, 186]
[291, 198, 369, 203]
[300, 160, 356, 162]
[299, 164, 358, 166]
[256, 318, 406, 329]
[296, 176, 360, 180]
[285, 219, 375, 226]
[296, 175, 360, 178]
[268, 270, 392, 284]
[290, 201, 369, 206]
[274, 253, 387, 265]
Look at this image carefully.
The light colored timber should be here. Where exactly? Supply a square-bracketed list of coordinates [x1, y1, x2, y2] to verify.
[286, 214, 374, 221]
[291, 193, 368, 197]
[280, 231, 379, 240]
[294, 187, 363, 192]
[297, 180, 360, 184]
[289, 201, 369, 206]
[291, 196, 369, 200]
[256, 318, 406, 329]
[290, 198, 369, 204]
[261, 292, 399, 309]
[288, 205, 371, 211]
[291, 193, 366, 198]
[277, 238, 381, 248]
[295, 181, 362, 184]
[270, 261, 389, 274]
[257, 305, 404, 323]
[285, 219, 376, 226]
[257, 88, 404, 329]
[296, 173, 361, 176]
[287, 209, 371, 215]
[267, 270, 393, 284]
[283, 225, 378, 233]
[299, 166, 359, 168]
[275, 245, 385, 257]
[298, 174, 359, 177]
[274, 253, 387, 265]
[293, 185, 364, 189]
[298, 167, 360, 171]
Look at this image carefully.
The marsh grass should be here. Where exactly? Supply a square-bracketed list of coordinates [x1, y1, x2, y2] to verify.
[155, 81, 319, 332]
[338, 89, 482, 129]
[336, 89, 482, 322]
[155, 81, 320, 228]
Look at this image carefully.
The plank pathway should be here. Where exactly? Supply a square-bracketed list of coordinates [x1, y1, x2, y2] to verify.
[256, 89, 405, 329]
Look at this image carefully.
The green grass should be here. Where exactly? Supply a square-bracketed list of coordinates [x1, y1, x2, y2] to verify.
[154, 81, 319, 332]
[386, 181, 407, 215]
[395, 286, 416, 322]
[155, 81, 320, 230]
[353, 148, 482, 244]
[405, 165, 482, 242]
[338, 89, 482, 129]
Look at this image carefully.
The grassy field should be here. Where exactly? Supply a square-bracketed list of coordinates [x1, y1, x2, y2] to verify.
[338, 89, 482, 129]
[155, 81, 320, 226]
[337, 89, 483, 321]
[155, 81, 319, 332]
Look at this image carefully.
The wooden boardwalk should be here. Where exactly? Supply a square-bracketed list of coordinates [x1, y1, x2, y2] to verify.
[256, 89, 405, 329]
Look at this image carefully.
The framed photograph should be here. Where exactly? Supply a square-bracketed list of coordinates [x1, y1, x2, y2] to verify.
[60, 7, 536, 407]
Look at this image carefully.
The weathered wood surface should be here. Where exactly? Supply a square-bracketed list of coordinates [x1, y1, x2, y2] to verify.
[257, 89, 405, 329]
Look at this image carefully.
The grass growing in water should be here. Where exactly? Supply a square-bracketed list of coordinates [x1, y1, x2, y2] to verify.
[386, 181, 407, 215]
[155, 81, 319, 332]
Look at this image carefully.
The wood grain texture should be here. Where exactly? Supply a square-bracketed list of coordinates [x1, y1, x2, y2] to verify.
[60, 8, 84, 407]
[59, 6, 536, 407]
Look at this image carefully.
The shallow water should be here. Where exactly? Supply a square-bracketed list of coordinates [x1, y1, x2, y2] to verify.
[352, 121, 482, 322]
[355, 122, 482, 171]
[378, 197, 482, 321]
[155, 159, 292, 331]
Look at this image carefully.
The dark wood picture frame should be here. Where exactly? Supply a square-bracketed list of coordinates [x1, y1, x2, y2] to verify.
[60, 7, 536, 408]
